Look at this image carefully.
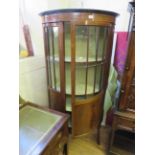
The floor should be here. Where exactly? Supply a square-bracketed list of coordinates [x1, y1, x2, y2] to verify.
[68, 126, 135, 155]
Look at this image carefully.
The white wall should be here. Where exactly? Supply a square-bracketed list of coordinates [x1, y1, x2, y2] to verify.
[19, 0, 48, 56]
[47, 0, 131, 31]
[19, 56, 49, 107]
[19, 0, 131, 107]
[19, 0, 49, 106]
[81, 0, 131, 31]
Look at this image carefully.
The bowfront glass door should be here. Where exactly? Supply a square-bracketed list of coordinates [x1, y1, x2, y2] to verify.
[70, 23, 111, 136]
[48, 26, 60, 91]
[75, 25, 108, 95]
[44, 23, 65, 111]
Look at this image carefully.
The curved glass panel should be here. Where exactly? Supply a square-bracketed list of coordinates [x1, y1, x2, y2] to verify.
[64, 24, 108, 97]
[47, 26, 60, 91]
[87, 66, 95, 94]
[75, 64, 86, 95]
[95, 64, 103, 92]
[65, 63, 71, 94]
[74, 25, 108, 95]
[76, 26, 87, 62]
[75, 26, 108, 62]
[65, 22, 71, 61]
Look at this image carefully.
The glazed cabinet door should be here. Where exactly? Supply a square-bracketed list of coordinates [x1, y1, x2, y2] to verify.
[43, 22, 65, 112]
[70, 23, 114, 137]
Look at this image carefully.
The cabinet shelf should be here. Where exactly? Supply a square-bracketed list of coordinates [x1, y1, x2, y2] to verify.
[49, 84, 100, 96]
[48, 56, 104, 64]
[66, 84, 100, 95]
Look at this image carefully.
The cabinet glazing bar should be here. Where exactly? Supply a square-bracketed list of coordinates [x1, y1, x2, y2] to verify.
[99, 28, 108, 91]
[85, 26, 89, 96]
[70, 23, 76, 136]
[93, 27, 100, 93]
[43, 26, 53, 107]
[51, 28, 57, 90]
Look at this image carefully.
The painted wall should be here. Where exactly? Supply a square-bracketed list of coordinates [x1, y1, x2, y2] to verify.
[19, 56, 49, 107]
[19, 0, 49, 106]
[83, 0, 131, 31]
[19, 0, 131, 107]
[19, 0, 48, 56]
[47, 0, 131, 31]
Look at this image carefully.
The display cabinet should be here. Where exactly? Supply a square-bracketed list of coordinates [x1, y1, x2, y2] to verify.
[40, 9, 118, 137]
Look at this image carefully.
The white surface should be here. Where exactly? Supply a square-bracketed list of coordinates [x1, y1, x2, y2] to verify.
[19, 56, 48, 107]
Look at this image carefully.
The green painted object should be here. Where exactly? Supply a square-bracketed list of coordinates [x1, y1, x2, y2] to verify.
[104, 65, 118, 113]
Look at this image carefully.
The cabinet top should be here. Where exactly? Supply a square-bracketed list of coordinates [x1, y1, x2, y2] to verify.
[39, 8, 119, 17]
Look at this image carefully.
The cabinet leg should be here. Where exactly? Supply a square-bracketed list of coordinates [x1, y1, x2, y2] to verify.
[109, 129, 115, 150]
[97, 127, 100, 145]
[63, 143, 68, 155]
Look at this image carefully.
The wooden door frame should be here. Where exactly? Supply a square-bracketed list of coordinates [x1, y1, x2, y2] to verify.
[70, 21, 115, 137]
[43, 22, 66, 112]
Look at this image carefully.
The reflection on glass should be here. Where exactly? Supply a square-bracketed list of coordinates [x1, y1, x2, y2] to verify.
[74, 26, 108, 95]
[48, 27, 59, 61]
[75, 64, 86, 95]
[97, 27, 108, 60]
[65, 63, 71, 94]
[50, 62, 60, 91]
[75, 26, 108, 62]
[55, 62, 60, 91]
[87, 67, 95, 94]
[66, 95, 71, 111]
[76, 26, 87, 62]
[53, 27, 59, 58]
[88, 27, 96, 61]
[95, 65, 103, 92]
[65, 22, 71, 61]
[48, 26, 60, 91]
[50, 61, 55, 88]
[63, 25, 108, 96]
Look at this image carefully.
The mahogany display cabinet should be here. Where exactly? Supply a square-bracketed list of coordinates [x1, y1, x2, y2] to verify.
[40, 9, 118, 137]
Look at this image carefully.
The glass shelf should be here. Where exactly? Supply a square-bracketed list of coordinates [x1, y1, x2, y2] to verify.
[51, 83, 100, 95]
[48, 56, 103, 63]
[49, 58, 103, 95]
[66, 84, 100, 95]
[65, 94, 97, 112]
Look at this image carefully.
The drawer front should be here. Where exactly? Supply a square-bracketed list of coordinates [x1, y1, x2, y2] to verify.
[115, 117, 135, 131]
[42, 126, 67, 155]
